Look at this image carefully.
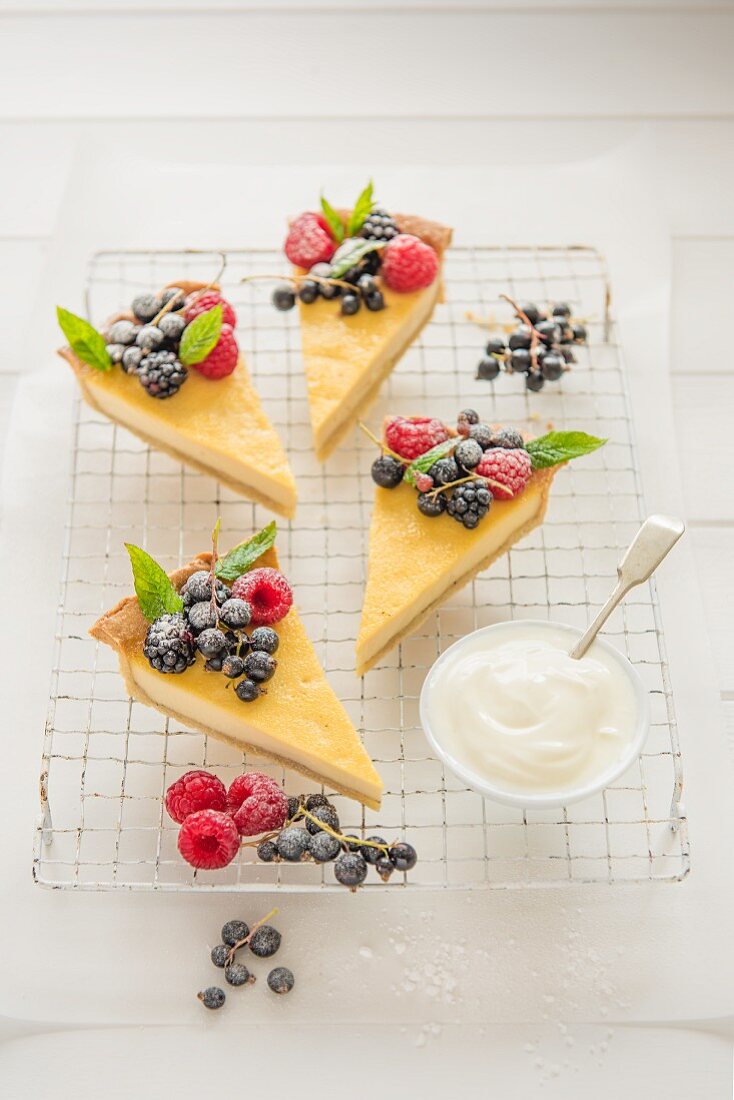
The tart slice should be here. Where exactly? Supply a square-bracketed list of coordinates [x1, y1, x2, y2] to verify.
[273, 182, 452, 461]
[356, 414, 605, 675]
[90, 525, 382, 808]
[58, 280, 297, 518]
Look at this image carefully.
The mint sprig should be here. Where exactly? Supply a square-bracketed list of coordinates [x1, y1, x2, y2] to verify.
[329, 238, 385, 280]
[403, 438, 456, 486]
[125, 544, 184, 622]
[320, 195, 345, 245]
[347, 180, 375, 237]
[215, 521, 277, 583]
[57, 307, 111, 372]
[179, 304, 223, 366]
[526, 430, 606, 469]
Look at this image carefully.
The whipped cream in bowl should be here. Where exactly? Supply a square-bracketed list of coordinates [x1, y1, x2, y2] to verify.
[419, 620, 650, 809]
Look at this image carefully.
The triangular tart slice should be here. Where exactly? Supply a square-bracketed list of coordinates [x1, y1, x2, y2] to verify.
[59, 280, 297, 519]
[297, 212, 452, 461]
[91, 545, 383, 808]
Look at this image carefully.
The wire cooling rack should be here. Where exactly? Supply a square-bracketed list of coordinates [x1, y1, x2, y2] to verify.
[34, 245, 689, 891]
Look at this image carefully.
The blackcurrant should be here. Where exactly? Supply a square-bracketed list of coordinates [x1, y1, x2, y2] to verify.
[476, 355, 500, 381]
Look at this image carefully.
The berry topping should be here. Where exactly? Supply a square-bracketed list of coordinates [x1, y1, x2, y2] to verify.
[181, 571, 230, 605]
[235, 679, 261, 703]
[243, 650, 277, 683]
[137, 350, 188, 398]
[225, 963, 254, 987]
[250, 626, 280, 654]
[285, 212, 336, 268]
[131, 293, 160, 323]
[454, 439, 483, 470]
[417, 491, 446, 518]
[360, 835, 387, 865]
[218, 598, 252, 629]
[221, 654, 245, 679]
[143, 613, 195, 674]
[192, 322, 238, 380]
[381, 233, 439, 293]
[334, 850, 368, 889]
[371, 454, 405, 489]
[257, 839, 278, 862]
[231, 568, 293, 625]
[105, 344, 124, 364]
[136, 324, 165, 351]
[211, 944, 229, 968]
[165, 770, 228, 823]
[157, 312, 186, 343]
[428, 457, 459, 486]
[487, 427, 525, 450]
[227, 772, 289, 837]
[415, 473, 434, 493]
[468, 422, 494, 449]
[272, 284, 296, 311]
[249, 925, 282, 958]
[476, 356, 501, 381]
[308, 831, 341, 862]
[267, 967, 295, 995]
[196, 627, 228, 658]
[186, 600, 218, 634]
[388, 841, 418, 871]
[178, 809, 240, 870]
[446, 479, 493, 529]
[305, 802, 340, 836]
[476, 447, 532, 501]
[360, 207, 400, 242]
[198, 986, 225, 1010]
[340, 292, 361, 316]
[276, 826, 310, 862]
[384, 415, 450, 461]
[121, 346, 144, 374]
[221, 919, 249, 946]
[184, 290, 237, 329]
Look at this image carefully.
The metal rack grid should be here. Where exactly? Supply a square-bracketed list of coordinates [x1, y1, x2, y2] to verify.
[34, 245, 690, 891]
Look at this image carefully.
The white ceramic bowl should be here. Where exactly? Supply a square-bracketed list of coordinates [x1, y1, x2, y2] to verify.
[419, 619, 651, 810]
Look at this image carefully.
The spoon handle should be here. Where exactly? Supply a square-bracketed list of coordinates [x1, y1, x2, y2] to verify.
[569, 514, 685, 660]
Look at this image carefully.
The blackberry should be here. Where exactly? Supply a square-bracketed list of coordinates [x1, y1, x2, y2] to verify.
[360, 836, 387, 866]
[107, 319, 137, 346]
[446, 479, 492, 529]
[429, 457, 459, 486]
[222, 654, 245, 679]
[249, 925, 282, 958]
[121, 346, 144, 374]
[541, 353, 564, 381]
[309, 831, 341, 862]
[197, 986, 225, 1010]
[250, 626, 279, 654]
[340, 293, 361, 316]
[158, 312, 186, 344]
[371, 455, 404, 489]
[298, 280, 320, 305]
[305, 803, 340, 836]
[257, 839, 279, 862]
[417, 491, 446, 518]
[210, 944, 229, 968]
[219, 598, 252, 629]
[334, 851, 368, 888]
[196, 628, 227, 658]
[365, 291, 385, 312]
[143, 613, 195, 674]
[455, 439, 483, 471]
[222, 919, 249, 946]
[105, 343, 125, 364]
[360, 207, 400, 242]
[136, 324, 165, 351]
[468, 423, 493, 449]
[476, 356, 501, 381]
[526, 372, 545, 392]
[181, 571, 229, 605]
[267, 967, 294, 995]
[131, 293, 160, 323]
[187, 600, 218, 634]
[235, 679, 261, 702]
[487, 427, 525, 450]
[137, 350, 187, 399]
[272, 284, 296, 311]
[508, 326, 531, 351]
[225, 963, 253, 987]
[388, 841, 418, 871]
[305, 794, 330, 811]
[276, 827, 309, 862]
[243, 650, 277, 683]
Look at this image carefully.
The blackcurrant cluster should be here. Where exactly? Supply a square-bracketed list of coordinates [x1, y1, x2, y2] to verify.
[271, 239, 386, 318]
[476, 301, 587, 392]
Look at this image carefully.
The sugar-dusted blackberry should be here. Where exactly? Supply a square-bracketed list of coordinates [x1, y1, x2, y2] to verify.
[219, 598, 252, 630]
[250, 626, 279, 654]
[158, 312, 186, 344]
[360, 835, 387, 866]
[107, 319, 138, 346]
[136, 324, 165, 351]
[243, 650, 277, 683]
[222, 654, 245, 679]
[477, 355, 501, 381]
[235, 679, 261, 702]
[276, 827, 309, 863]
[105, 343, 125, 364]
[360, 207, 400, 242]
[121, 345, 144, 374]
[417, 491, 446, 518]
[187, 600, 218, 634]
[468, 422, 494, 450]
[196, 628, 228, 658]
[131, 292, 160, 324]
[526, 372, 545, 392]
[137, 350, 188, 399]
[143, 613, 195, 674]
[309, 831, 341, 862]
[487, 427, 525, 450]
[446, 479, 492, 529]
[429, 457, 459, 486]
[454, 439, 483, 471]
[305, 803, 340, 836]
[334, 850, 368, 888]
[371, 454, 404, 489]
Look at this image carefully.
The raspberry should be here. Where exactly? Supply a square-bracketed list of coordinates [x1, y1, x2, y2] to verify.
[184, 291, 237, 329]
[228, 772, 289, 837]
[284, 212, 336, 268]
[165, 770, 228, 824]
[381, 234, 439, 293]
[177, 809, 240, 870]
[231, 568, 293, 625]
[191, 323, 238, 380]
[384, 416, 450, 461]
[476, 447, 533, 501]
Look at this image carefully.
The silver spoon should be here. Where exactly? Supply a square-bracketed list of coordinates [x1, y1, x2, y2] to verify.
[569, 514, 685, 660]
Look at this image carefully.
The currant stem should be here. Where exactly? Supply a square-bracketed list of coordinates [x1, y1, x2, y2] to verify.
[240, 272, 356, 293]
[294, 805, 391, 856]
[226, 906, 280, 966]
[152, 251, 227, 327]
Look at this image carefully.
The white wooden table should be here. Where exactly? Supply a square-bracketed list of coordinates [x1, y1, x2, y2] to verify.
[1, 4, 733, 1096]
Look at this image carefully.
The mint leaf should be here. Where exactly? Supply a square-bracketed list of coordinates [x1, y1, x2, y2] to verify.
[125, 544, 184, 622]
[403, 439, 456, 486]
[57, 306, 111, 372]
[329, 237, 385, 280]
[320, 194, 345, 245]
[347, 180, 374, 237]
[179, 304, 223, 366]
[215, 521, 277, 583]
[526, 431, 607, 469]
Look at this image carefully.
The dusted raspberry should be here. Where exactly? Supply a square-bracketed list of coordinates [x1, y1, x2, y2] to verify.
[381, 234, 439, 293]
[184, 291, 237, 329]
[228, 772, 289, 836]
[177, 809, 240, 870]
[231, 568, 293, 625]
[165, 769, 228, 823]
[284, 212, 336, 268]
[476, 447, 533, 501]
[191, 323, 238, 380]
[385, 416, 450, 461]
